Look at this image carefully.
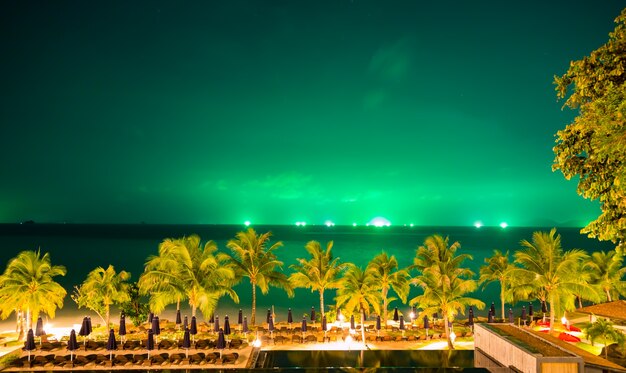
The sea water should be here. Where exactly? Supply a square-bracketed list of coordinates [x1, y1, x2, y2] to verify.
[0, 224, 615, 328]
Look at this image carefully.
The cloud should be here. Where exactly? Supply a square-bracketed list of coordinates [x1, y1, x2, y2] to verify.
[244, 172, 321, 200]
[369, 38, 414, 82]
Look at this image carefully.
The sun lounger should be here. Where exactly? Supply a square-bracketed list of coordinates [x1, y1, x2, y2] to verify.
[221, 352, 238, 365]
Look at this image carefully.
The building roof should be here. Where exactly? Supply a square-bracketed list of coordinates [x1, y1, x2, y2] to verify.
[576, 300, 626, 321]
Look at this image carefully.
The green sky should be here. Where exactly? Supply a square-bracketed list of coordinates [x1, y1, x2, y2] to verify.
[1, 1, 623, 226]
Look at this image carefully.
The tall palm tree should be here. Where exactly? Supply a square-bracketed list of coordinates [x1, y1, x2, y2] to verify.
[289, 240, 345, 318]
[0, 250, 66, 339]
[584, 317, 625, 359]
[73, 265, 131, 329]
[511, 229, 593, 332]
[223, 228, 293, 325]
[587, 250, 626, 302]
[366, 251, 410, 325]
[139, 235, 239, 318]
[478, 250, 515, 321]
[410, 235, 484, 350]
[335, 263, 382, 344]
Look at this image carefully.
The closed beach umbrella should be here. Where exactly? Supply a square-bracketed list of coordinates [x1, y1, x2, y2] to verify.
[490, 302, 496, 317]
[146, 330, 154, 359]
[238, 309, 243, 325]
[24, 329, 36, 362]
[529, 303, 534, 317]
[301, 317, 307, 339]
[287, 308, 293, 324]
[468, 307, 474, 326]
[35, 316, 44, 337]
[148, 312, 154, 324]
[151, 316, 160, 335]
[216, 329, 226, 358]
[67, 329, 78, 362]
[214, 316, 220, 333]
[521, 306, 527, 321]
[508, 308, 514, 323]
[182, 328, 191, 358]
[190, 316, 197, 343]
[209, 314, 215, 323]
[322, 315, 327, 332]
[106, 329, 117, 361]
[541, 300, 547, 314]
[87, 317, 93, 335]
[119, 313, 127, 340]
[350, 315, 355, 330]
[183, 315, 188, 330]
[423, 315, 430, 329]
[243, 316, 249, 333]
[488, 309, 494, 323]
[393, 307, 399, 322]
[311, 306, 316, 323]
[79, 317, 90, 348]
[175, 309, 182, 327]
[266, 309, 271, 324]
[268, 315, 275, 333]
[224, 316, 231, 336]
[376, 315, 381, 335]
[399, 315, 405, 330]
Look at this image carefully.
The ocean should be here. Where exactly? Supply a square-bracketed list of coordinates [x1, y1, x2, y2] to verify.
[0, 224, 616, 329]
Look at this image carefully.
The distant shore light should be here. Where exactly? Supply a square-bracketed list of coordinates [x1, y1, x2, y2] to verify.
[474, 221, 483, 228]
[410, 223, 414, 227]
[500, 222, 508, 228]
[325, 220, 335, 227]
[352, 222, 357, 227]
[368, 217, 391, 227]
[244, 221, 251, 227]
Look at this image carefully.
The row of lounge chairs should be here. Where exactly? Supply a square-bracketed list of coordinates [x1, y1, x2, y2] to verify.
[31, 338, 248, 352]
[16, 351, 239, 368]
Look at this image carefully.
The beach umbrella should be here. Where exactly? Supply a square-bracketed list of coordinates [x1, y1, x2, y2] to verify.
[508, 308, 514, 323]
[268, 315, 275, 334]
[24, 329, 36, 362]
[350, 315, 355, 330]
[148, 312, 154, 324]
[106, 329, 117, 361]
[243, 316, 249, 335]
[393, 307, 399, 322]
[224, 316, 231, 337]
[146, 329, 154, 359]
[490, 302, 496, 317]
[521, 306, 527, 325]
[376, 315, 381, 336]
[488, 309, 494, 323]
[67, 329, 78, 362]
[322, 315, 327, 332]
[151, 316, 160, 347]
[311, 306, 316, 323]
[423, 315, 430, 337]
[529, 303, 534, 317]
[119, 313, 127, 345]
[209, 314, 215, 323]
[287, 308, 293, 325]
[301, 317, 307, 341]
[399, 316, 405, 330]
[175, 309, 182, 328]
[79, 317, 90, 348]
[216, 329, 226, 358]
[87, 317, 92, 335]
[182, 328, 191, 359]
[190, 316, 197, 344]
[266, 309, 271, 324]
[238, 309, 243, 327]
[541, 300, 547, 313]
[214, 315, 220, 333]
[35, 316, 45, 346]
[183, 315, 188, 330]
[468, 307, 474, 327]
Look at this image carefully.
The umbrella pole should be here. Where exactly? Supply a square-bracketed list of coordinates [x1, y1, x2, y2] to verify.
[28, 350, 31, 362]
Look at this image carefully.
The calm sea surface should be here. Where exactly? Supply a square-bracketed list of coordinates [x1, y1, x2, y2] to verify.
[0, 224, 616, 326]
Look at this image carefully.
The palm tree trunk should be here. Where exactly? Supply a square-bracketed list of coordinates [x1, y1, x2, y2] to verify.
[106, 305, 110, 331]
[443, 312, 454, 350]
[319, 289, 325, 318]
[26, 307, 31, 331]
[578, 296, 583, 309]
[251, 282, 257, 325]
[500, 281, 506, 322]
[382, 287, 388, 327]
[606, 289, 612, 302]
[549, 292, 555, 333]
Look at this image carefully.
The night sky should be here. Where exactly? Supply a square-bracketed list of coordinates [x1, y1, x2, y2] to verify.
[1, 1, 624, 227]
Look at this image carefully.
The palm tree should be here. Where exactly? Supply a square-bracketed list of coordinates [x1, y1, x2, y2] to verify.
[0, 250, 66, 339]
[289, 240, 345, 318]
[587, 251, 626, 302]
[366, 251, 410, 325]
[73, 265, 131, 329]
[335, 263, 382, 344]
[511, 229, 594, 333]
[478, 250, 515, 321]
[139, 235, 239, 318]
[410, 235, 484, 349]
[584, 317, 626, 359]
[223, 228, 293, 325]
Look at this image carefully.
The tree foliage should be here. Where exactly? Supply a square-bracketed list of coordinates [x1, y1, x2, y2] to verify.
[553, 8, 626, 248]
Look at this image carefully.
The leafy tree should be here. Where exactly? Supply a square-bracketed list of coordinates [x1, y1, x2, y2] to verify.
[584, 317, 626, 359]
[478, 250, 515, 321]
[410, 235, 484, 349]
[511, 229, 597, 332]
[0, 250, 66, 339]
[553, 8, 626, 248]
[366, 251, 410, 325]
[119, 282, 149, 326]
[587, 250, 626, 302]
[289, 240, 345, 318]
[73, 265, 131, 329]
[139, 235, 239, 318]
[223, 228, 293, 325]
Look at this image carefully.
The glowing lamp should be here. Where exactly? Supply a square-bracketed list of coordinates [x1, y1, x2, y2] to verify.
[500, 222, 508, 228]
